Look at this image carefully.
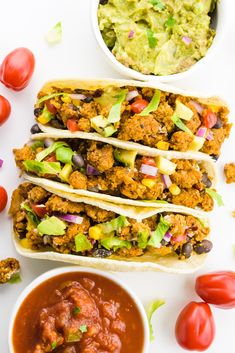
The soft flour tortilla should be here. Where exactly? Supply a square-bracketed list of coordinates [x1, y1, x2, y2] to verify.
[12, 183, 209, 274]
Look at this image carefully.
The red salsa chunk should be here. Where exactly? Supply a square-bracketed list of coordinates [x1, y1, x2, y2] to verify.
[12, 272, 144, 353]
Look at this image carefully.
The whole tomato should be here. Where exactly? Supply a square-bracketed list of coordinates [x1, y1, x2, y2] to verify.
[0, 186, 8, 212]
[175, 301, 215, 351]
[0, 95, 11, 126]
[0, 48, 35, 91]
[195, 271, 235, 309]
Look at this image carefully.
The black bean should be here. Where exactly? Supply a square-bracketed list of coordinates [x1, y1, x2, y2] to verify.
[93, 89, 104, 98]
[194, 240, 213, 254]
[213, 118, 222, 129]
[211, 154, 219, 161]
[34, 107, 42, 117]
[201, 172, 212, 188]
[99, 0, 108, 4]
[182, 242, 193, 259]
[84, 95, 94, 103]
[30, 124, 42, 134]
[50, 119, 65, 129]
[44, 138, 53, 147]
[72, 154, 85, 168]
[92, 248, 113, 258]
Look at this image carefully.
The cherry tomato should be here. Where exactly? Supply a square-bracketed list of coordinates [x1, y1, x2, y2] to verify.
[45, 153, 57, 162]
[131, 99, 148, 114]
[0, 95, 11, 126]
[175, 301, 215, 351]
[0, 47, 35, 91]
[0, 186, 8, 212]
[195, 271, 235, 309]
[45, 100, 57, 114]
[202, 109, 217, 129]
[67, 118, 79, 132]
[31, 204, 47, 218]
[141, 157, 157, 179]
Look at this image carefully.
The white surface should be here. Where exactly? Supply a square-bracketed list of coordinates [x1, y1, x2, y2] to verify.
[0, 0, 234, 352]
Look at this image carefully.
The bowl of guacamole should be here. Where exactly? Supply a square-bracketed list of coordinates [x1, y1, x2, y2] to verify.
[93, 0, 225, 82]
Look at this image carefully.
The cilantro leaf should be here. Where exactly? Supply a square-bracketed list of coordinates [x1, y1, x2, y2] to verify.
[147, 28, 157, 49]
[165, 16, 176, 28]
[73, 306, 81, 315]
[79, 325, 87, 333]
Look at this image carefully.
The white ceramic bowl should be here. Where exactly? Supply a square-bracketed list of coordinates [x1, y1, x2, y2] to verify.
[92, 0, 227, 83]
[9, 266, 150, 353]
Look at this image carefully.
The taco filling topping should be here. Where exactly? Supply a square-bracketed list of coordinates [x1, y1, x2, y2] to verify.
[33, 85, 231, 158]
[14, 138, 217, 211]
[9, 183, 212, 260]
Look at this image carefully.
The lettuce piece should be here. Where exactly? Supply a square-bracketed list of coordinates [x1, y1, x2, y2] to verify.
[171, 113, 192, 134]
[36, 141, 67, 162]
[37, 216, 66, 236]
[24, 160, 61, 176]
[100, 215, 130, 234]
[107, 90, 127, 123]
[30, 140, 44, 152]
[45, 21, 62, 45]
[146, 300, 165, 341]
[101, 237, 131, 251]
[75, 233, 93, 252]
[139, 90, 161, 116]
[37, 92, 65, 105]
[138, 230, 150, 249]
[21, 203, 39, 226]
[206, 188, 224, 207]
[56, 146, 74, 164]
[148, 216, 170, 247]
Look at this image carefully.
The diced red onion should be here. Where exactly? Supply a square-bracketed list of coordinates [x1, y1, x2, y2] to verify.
[182, 36, 192, 45]
[126, 90, 139, 101]
[0, 159, 3, 168]
[58, 214, 83, 224]
[189, 100, 204, 115]
[69, 94, 87, 100]
[196, 127, 207, 138]
[140, 164, 158, 177]
[206, 131, 214, 140]
[128, 30, 135, 39]
[86, 164, 100, 176]
[161, 174, 172, 188]
[164, 232, 172, 242]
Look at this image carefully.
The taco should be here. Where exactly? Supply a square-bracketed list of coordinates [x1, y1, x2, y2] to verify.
[13, 135, 218, 211]
[32, 78, 231, 159]
[9, 182, 212, 273]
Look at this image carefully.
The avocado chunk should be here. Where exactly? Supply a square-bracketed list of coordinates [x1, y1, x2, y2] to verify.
[155, 156, 176, 175]
[59, 163, 73, 182]
[174, 100, 194, 121]
[114, 149, 137, 168]
[188, 136, 205, 151]
[91, 115, 109, 133]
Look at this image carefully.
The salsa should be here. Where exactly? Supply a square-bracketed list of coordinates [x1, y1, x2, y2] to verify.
[12, 272, 144, 353]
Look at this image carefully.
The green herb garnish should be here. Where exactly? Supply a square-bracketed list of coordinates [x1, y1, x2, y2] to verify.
[146, 28, 157, 49]
[171, 113, 192, 134]
[146, 300, 165, 341]
[148, 216, 170, 247]
[139, 89, 161, 116]
[73, 306, 81, 315]
[165, 16, 176, 28]
[206, 188, 224, 207]
[51, 341, 57, 350]
[79, 325, 87, 333]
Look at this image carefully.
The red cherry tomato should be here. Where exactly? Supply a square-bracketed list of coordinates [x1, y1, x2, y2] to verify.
[67, 119, 79, 132]
[31, 204, 47, 218]
[131, 99, 148, 114]
[141, 157, 157, 179]
[45, 153, 57, 162]
[175, 301, 215, 351]
[195, 271, 235, 309]
[0, 95, 11, 126]
[202, 109, 217, 128]
[0, 47, 35, 91]
[45, 100, 57, 114]
[0, 186, 8, 212]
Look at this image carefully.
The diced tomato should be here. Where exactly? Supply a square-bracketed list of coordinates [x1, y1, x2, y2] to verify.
[171, 234, 187, 245]
[67, 118, 79, 132]
[45, 100, 57, 114]
[141, 157, 157, 179]
[202, 109, 218, 128]
[31, 204, 47, 218]
[131, 99, 148, 114]
[45, 153, 57, 162]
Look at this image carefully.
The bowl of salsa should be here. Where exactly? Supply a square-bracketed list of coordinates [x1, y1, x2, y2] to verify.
[9, 266, 149, 353]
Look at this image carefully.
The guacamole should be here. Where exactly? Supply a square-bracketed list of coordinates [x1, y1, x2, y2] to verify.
[98, 0, 217, 76]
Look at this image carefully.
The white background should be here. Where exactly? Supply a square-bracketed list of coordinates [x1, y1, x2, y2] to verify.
[0, 0, 235, 352]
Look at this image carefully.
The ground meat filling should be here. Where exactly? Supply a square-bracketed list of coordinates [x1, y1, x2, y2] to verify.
[34, 86, 231, 157]
[13, 139, 215, 211]
[10, 183, 212, 260]
[224, 163, 235, 183]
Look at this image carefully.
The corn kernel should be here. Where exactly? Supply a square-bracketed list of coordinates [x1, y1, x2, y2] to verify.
[61, 95, 72, 103]
[156, 141, 170, 151]
[169, 184, 181, 196]
[20, 238, 31, 249]
[37, 114, 51, 124]
[89, 226, 103, 240]
[141, 178, 156, 189]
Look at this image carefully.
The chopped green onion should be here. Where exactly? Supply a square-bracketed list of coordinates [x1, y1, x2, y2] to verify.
[146, 299, 165, 341]
[148, 216, 170, 247]
[45, 21, 62, 45]
[165, 16, 176, 28]
[51, 341, 57, 350]
[146, 28, 157, 49]
[139, 90, 161, 116]
[37, 92, 65, 105]
[206, 188, 224, 207]
[171, 113, 192, 134]
[73, 306, 81, 315]
[107, 90, 127, 123]
[79, 325, 87, 333]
